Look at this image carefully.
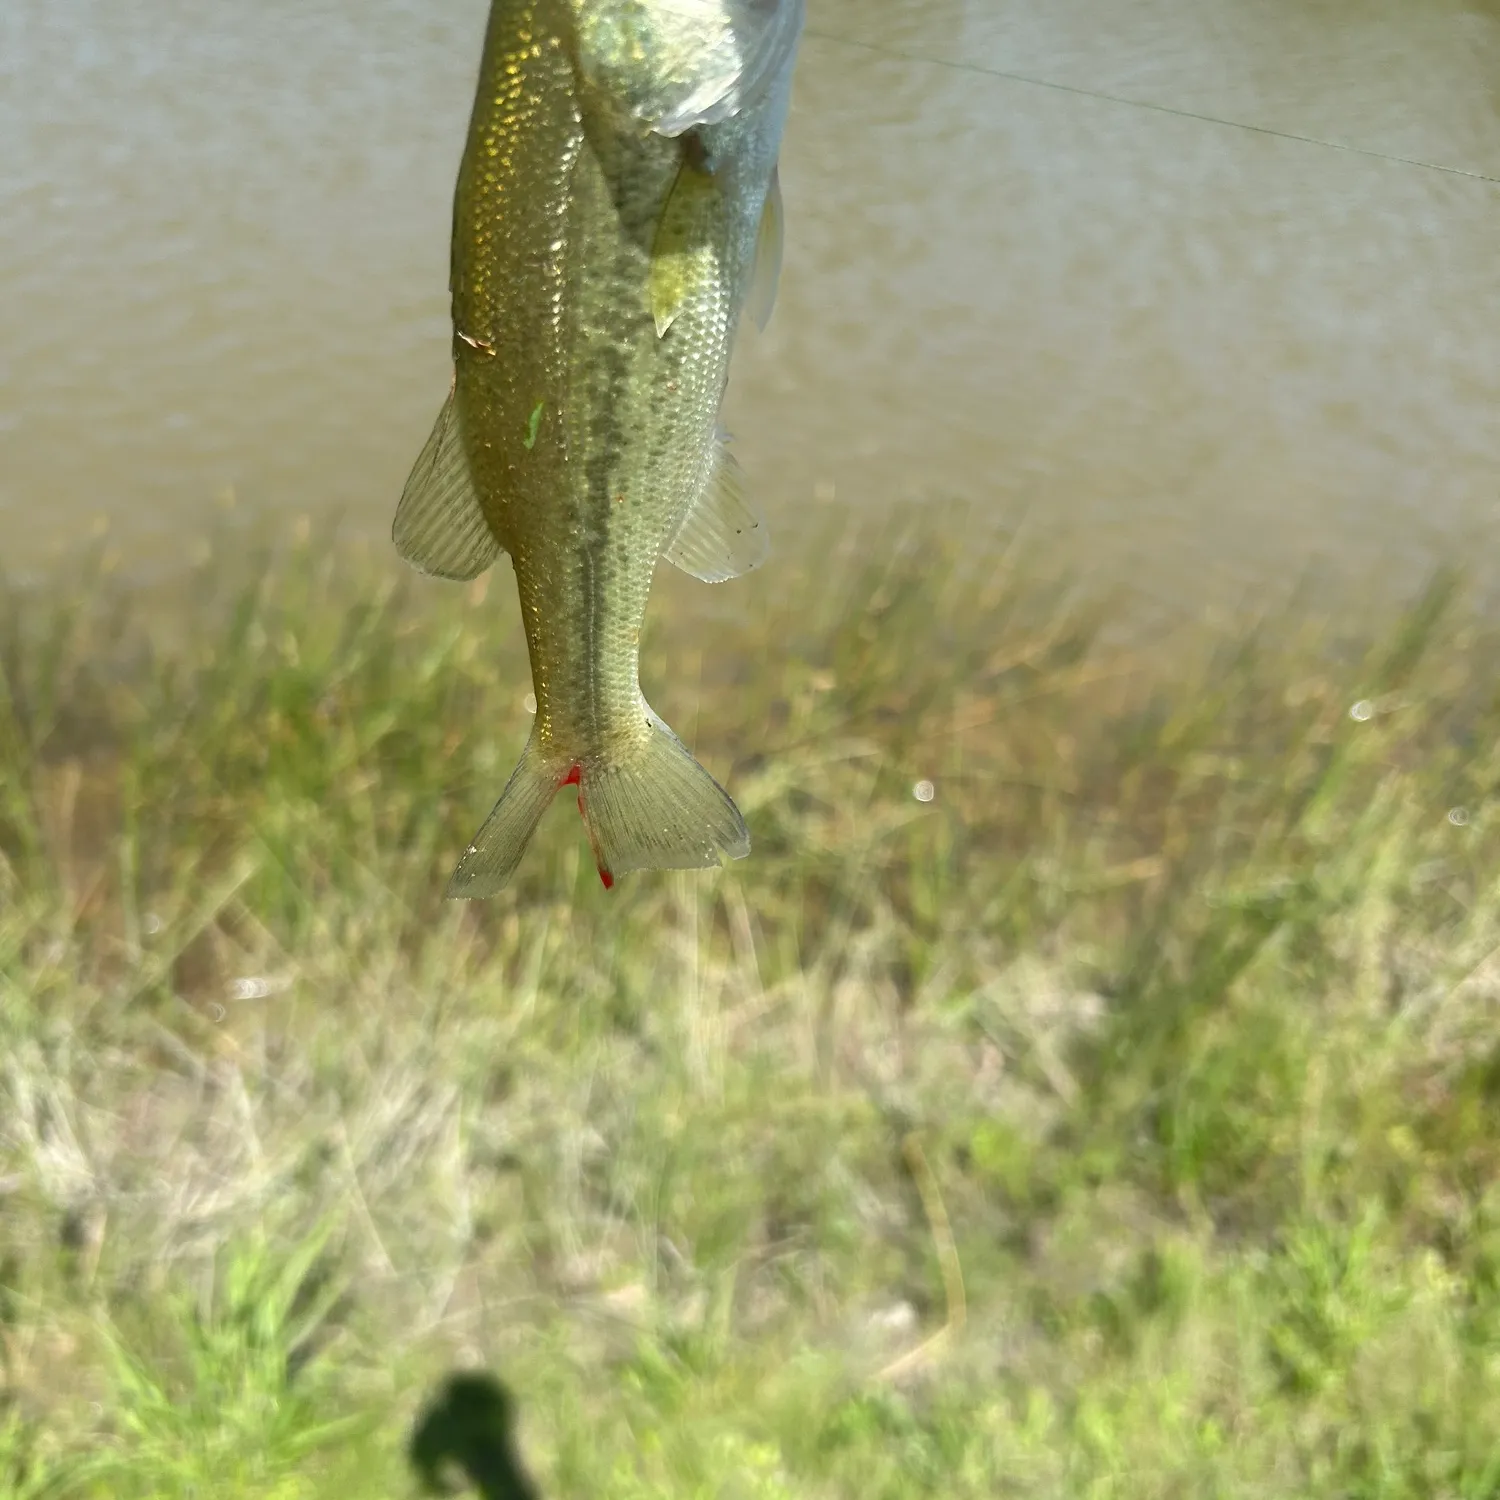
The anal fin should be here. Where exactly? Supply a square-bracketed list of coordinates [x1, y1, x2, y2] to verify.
[392, 388, 503, 580]
[664, 436, 770, 583]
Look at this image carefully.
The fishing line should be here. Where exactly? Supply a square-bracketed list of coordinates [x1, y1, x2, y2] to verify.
[804, 27, 1500, 188]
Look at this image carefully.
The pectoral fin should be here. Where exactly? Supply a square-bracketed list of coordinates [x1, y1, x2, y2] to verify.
[392, 388, 502, 580]
[743, 164, 784, 332]
[650, 157, 721, 338]
[645, 0, 807, 136]
[664, 437, 770, 583]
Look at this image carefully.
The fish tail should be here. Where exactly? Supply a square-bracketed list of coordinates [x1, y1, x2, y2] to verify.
[581, 707, 749, 888]
[446, 729, 559, 899]
[444, 710, 749, 898]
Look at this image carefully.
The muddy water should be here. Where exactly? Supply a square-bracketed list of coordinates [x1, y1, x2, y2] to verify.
[3, 0, 1499, 624]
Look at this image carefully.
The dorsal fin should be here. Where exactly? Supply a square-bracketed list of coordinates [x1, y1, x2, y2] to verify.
[664, 438, 770, 583]
[744, 163, 784, 332]
[392, 388, 503, 581]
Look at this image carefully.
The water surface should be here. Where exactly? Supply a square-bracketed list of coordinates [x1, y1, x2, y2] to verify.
[3, 0, 1498, 623]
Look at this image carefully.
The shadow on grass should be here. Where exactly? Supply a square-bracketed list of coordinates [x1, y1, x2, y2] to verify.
[409, 1372, 540, 1500]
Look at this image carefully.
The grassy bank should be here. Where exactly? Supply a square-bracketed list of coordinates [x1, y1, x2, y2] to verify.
[3, 514, 1500, 1498]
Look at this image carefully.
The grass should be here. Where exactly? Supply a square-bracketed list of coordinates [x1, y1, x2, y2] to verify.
[3, 507, 1500, 1497]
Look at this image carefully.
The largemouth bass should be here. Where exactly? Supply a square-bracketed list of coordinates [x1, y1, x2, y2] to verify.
[393, 0, 804, 896]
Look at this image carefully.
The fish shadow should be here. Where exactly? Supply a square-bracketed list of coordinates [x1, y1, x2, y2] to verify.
[408, 1370, 541, 1500]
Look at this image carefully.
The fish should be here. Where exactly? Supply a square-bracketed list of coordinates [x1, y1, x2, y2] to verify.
[393, 0, 804, 897]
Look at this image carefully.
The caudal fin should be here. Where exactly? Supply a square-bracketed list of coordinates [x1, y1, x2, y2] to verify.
[446, 731, 558, 899]
[445, 711, 749, 899]
[583, 709, 749, 881]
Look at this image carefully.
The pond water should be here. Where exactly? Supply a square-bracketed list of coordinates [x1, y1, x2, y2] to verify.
[3, 0, 1499, 626]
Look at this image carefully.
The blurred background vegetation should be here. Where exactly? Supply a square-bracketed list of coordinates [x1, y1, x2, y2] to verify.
[4, 512, 1500, 1497]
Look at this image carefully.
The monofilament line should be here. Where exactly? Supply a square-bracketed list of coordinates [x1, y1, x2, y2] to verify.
[806, 28, 1500, 189]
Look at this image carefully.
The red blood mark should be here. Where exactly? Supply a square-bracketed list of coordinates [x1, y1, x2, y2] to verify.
[561, 763, 588, 819]
[562, 762, 610, 886]
[554, 762, 591, 818]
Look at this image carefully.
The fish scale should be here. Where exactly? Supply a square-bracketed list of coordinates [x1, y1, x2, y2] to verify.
[392, 0, 803, 895]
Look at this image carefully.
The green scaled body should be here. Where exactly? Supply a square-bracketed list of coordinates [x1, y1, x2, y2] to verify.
[393, 0, 802, 895]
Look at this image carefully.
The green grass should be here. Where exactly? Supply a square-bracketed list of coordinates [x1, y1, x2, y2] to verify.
[4, 511, 1500, 1497]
